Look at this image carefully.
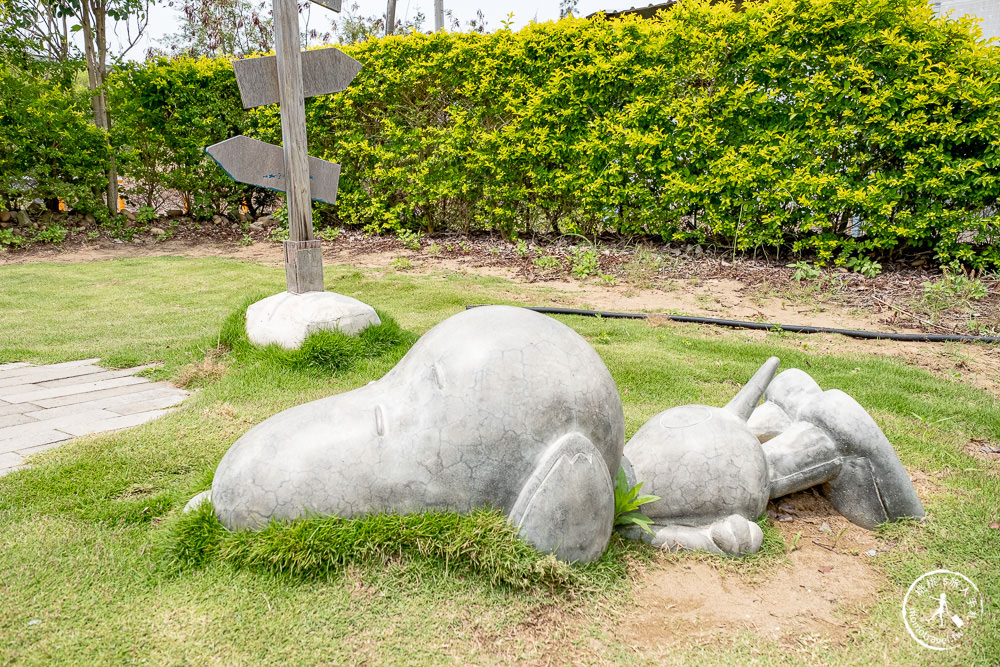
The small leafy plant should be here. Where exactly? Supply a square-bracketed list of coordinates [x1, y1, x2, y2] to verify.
[844, 255, 882, 278]
[135, 205, 157, 225]
[397, 228, 422, 250]
[787, 261, 820, 281]
[318, 226, 341, 242]
[613, 468, 660, 536]
[34, 224, 68, 244]
[569, 246, 599, 279]
[533, 255, 562, 272]
[0, 228, 28, 249]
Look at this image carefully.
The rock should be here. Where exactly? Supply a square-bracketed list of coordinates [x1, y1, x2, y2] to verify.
[250, 221, 265, 230]
[694, 245, 704, 257]
[84, 214, 96, 226]
[149, 227, 165, 236]
[15, 210, 30, 227]
[166, 209, 184, 217]
[124, 211, 136, 222]
[212, 215, 223, 225]
[245, 291, 381, 349]
[0, 210, 10, 223]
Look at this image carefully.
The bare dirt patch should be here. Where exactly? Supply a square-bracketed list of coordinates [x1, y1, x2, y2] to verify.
[620, 491, 892, 657]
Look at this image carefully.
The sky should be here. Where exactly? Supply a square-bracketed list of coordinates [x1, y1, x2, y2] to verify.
[131, 0, 658, 58]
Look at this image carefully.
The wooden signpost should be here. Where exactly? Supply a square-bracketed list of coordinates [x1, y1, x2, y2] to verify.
[206, 0, 359, 294]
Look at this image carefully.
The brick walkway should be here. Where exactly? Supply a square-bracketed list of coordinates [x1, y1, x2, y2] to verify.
[0, 359, 188, 476]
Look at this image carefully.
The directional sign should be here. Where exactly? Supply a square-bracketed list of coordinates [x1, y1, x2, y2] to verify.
[206, 135, 342, 204]
[233, 47, 362, 109]
[310, 0, 341, 11]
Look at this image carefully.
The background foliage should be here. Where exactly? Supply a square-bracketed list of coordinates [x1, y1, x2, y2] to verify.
[0, 62, 109, 213]
[4, 0, 1000, 267]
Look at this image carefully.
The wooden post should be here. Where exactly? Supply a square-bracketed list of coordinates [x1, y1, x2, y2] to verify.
[274, 0, 324, 293]
[434, 0, 444, 31]
[386, 0, 397, 36]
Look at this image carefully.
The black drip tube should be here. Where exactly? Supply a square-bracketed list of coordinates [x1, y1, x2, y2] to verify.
[464, 305, 1000, 344]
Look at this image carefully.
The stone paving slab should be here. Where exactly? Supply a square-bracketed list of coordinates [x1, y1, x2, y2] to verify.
[4, 376, 149, 404]
[0, 360, 189, 476]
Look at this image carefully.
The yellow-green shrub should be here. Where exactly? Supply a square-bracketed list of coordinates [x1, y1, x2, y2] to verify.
[114, 0, 1000, 267]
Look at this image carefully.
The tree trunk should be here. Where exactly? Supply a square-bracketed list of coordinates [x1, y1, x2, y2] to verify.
[80, 0, 118, 217]
[385, 0, 396, 36]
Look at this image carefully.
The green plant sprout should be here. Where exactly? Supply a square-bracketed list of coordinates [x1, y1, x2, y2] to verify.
[613, 468, 660, 536]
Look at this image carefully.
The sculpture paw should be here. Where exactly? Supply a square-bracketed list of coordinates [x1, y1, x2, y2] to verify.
[709, 514, 763, 556]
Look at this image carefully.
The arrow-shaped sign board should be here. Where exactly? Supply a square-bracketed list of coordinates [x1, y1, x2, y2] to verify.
[206, 135, 342, 204]
[233, 47, 362, 109]
[310, 0, 341, 11]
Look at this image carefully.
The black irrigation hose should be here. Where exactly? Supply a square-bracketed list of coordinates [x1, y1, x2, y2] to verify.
[465, 305, 1000, 344]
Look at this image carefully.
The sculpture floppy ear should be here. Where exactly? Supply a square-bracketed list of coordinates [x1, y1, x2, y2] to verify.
[509, 432, 615, 564]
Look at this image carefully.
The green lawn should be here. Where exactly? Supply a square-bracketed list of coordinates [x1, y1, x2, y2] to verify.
[0, 256, 997, 664]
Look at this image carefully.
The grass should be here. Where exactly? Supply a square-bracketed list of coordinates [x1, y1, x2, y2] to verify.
[1, 255, 998, 663]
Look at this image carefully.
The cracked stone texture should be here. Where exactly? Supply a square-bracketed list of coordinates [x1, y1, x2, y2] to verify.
[210, 305, 625, 563]
[754, 368, 925, 529]
[245, 291, 381, 349]
[624, 404, 770, 530]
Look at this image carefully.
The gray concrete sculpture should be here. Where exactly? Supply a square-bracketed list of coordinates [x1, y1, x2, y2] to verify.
[196, 305, 625, 563]
[622, 358, 924, 556]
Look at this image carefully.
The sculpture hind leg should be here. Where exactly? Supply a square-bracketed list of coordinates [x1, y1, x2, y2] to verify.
[509, 432, 615, 563]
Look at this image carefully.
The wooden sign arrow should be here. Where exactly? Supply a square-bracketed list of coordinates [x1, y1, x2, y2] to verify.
[233, 47, 362, 109]
[206, 135, 342, 204]
[310, 0, 342, 11]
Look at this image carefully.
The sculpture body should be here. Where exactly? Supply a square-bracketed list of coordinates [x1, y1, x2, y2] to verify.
[209, 306, 625, 563]
[622, 358, 924, 556]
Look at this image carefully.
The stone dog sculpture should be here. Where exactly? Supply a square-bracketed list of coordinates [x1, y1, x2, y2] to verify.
[189, 305, 924, 564]
[621, 357, 925, 556]
[193, 306, 625, 563]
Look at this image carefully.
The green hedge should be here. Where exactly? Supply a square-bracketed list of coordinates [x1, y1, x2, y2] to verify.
[0, 63, 109, 214]
[109, 56, 280, 219]
[112, 0, 1000, 267]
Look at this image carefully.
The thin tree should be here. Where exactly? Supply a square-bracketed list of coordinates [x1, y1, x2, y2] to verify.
[385, 0, 396, 36]
[45, 0, 153, 216]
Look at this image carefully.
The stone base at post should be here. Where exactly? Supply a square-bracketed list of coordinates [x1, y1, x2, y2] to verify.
[245, 291, 381, 349]
[284, 239, 324, 293]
